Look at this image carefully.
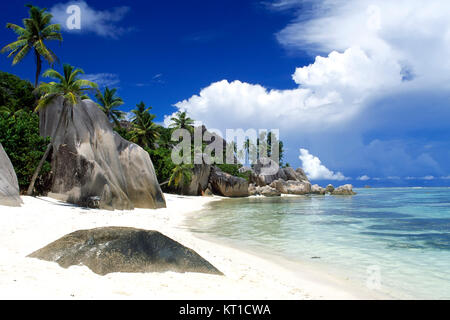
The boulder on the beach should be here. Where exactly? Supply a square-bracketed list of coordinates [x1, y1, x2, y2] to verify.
[28, 227, 223, 276]
[332, 184, 356, 195]
[311, 184, 326, 195]
[0, 143, 22, 207]
[270, 179, 311, 195]
[259, 185, 281, 197]
[39, 96, 166, 210]
[209, 166, 249, 197]
[181, 162, 211, 196]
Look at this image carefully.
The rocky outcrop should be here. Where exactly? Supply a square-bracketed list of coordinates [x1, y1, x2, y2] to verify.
[39, 97, 166, 210]
[248, 184, 281, 197]
[332, 184, 356, 195]
[181, 163, 211, 196]
[270, 179, 312, 195]
[0, 143, 22, 207]
[28, 227, 222, 276]
[311, 184, 326, 195]
[209, 166, 249, 197]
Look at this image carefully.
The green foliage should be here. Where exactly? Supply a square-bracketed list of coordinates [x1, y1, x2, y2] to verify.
[0, 111, 51, 193]
[95, 87, 125, 127]
[129, 102, 161, 149]
[146, 147, 175, 185]
[216, 163, 250, 181]
[0, 71, 35, 115]
[36, 64, 98, 110]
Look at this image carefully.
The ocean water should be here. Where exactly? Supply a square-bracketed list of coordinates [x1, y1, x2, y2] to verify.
[186, 188, 450, 299]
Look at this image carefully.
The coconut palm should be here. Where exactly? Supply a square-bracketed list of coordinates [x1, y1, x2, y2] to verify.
[169, 111, 194, 133]
[95, 87, 125, 127]
[1, 4, 62, 87]
[129, 102, 160, 149]
[35, 64, 98, 111]
[168, 164, 193, 188]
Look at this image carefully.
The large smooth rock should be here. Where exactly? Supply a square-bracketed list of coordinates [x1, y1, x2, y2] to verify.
[209, 166, 249, 197]
[181, 163, 211, 196]
[28, 227, 222, 276]
[270, 179, 312, 195]
[39, 97, 166, 210]
[332, 184, 356, 195]
[311, 184, 326, 195]
[0, 143, 21, 207]
[259, 185, 281, 197]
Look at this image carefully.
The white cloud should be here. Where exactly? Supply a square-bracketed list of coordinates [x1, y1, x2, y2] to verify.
[357, 175, 370, 181]
[51, 1, 131, 38]
[81, 73, 119, 88]
[165, 0, 450, 178]
[298, 148, 348, 181]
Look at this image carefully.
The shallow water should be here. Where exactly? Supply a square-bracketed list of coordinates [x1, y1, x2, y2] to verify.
[186, 188, 450, 299]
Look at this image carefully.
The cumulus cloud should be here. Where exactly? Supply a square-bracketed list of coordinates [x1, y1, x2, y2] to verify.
[50, 1, 131, 38]
[165, 0, 450, 181]
[357, 175, 370, 181]
[298, 148, 348, 181]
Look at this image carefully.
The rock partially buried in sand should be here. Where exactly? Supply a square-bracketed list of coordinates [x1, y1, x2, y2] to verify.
[28, 227, 223, 276]
[0, 143, 22, 207]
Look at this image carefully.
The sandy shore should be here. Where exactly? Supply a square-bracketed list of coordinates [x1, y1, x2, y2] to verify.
[0, 194, 381, 300]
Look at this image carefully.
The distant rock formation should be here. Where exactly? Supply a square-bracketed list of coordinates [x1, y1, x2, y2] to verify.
[28, 227, 222, 276]
[270, 179, 312, 195]
[332, 184, 356, 195]
[249, 184, 281, 197]
[39, 97, 166, 210]
[209, 166, 249, 197]
[311, 184, 326, 195]
[0, 143, 22, 207]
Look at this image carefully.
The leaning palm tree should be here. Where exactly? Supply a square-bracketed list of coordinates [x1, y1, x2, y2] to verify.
[1, 4, 62, 87]
[27, 64, 97, 196]
[168, 164, 193, 188]
[169, 111, 195, 133]
[95, 87, 125, 127]
[35, 64, 98, 111]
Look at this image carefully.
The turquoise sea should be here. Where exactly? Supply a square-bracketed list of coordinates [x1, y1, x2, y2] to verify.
[187, 188, 450, 299]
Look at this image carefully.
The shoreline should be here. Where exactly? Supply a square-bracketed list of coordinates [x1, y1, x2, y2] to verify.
[0, 194, 383, 299]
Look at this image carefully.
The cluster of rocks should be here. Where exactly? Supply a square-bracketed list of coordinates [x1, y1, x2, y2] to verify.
[39, 97, 166, 210]
[244, 157, 356, 197]
[0, 143, 22, 207]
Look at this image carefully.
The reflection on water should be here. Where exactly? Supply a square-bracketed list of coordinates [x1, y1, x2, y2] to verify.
[187, 188, 450, 299]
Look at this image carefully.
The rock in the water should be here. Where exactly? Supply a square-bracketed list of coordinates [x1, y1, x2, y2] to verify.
[325, 184, 335, 194]
[0, 143, 22, 207]
[39, 97, 166, 210]
[28, 227, 222, 276]
[248, 184, 257, 196]
[209, 166, 249, 197]
[332, 184, 356, 195]
[311, 184, 326, 195]
[270, 179, 311, 195]
[259, 185, 281, 197]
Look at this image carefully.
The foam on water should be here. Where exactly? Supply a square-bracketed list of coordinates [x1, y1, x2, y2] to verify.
[187, 188, 450, 299]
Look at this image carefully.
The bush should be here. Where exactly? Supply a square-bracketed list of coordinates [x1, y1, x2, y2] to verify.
[0, 112, 51, 194]
[216, 163, 250, 181]
[0, 71, 35, 113]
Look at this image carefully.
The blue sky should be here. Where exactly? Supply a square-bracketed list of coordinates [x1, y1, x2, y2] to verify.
[1, 0, 450, 187]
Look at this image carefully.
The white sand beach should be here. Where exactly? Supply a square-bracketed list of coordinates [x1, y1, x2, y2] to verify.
[0, 194, 381, 300]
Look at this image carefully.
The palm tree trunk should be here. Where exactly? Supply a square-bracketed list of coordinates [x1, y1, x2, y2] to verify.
[34, 49, 41, 88]
[27, 143, 52, 196]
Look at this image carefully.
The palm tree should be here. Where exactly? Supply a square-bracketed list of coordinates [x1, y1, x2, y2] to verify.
[169, 111, 194, 133]
[129, 102, 160, 149]
[168, 164, 193, 188]
[1, 4, 62, 87]
[27, 64, 97, 196]
[95, 87, 125, 127]
[35, 64, 98, 111]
